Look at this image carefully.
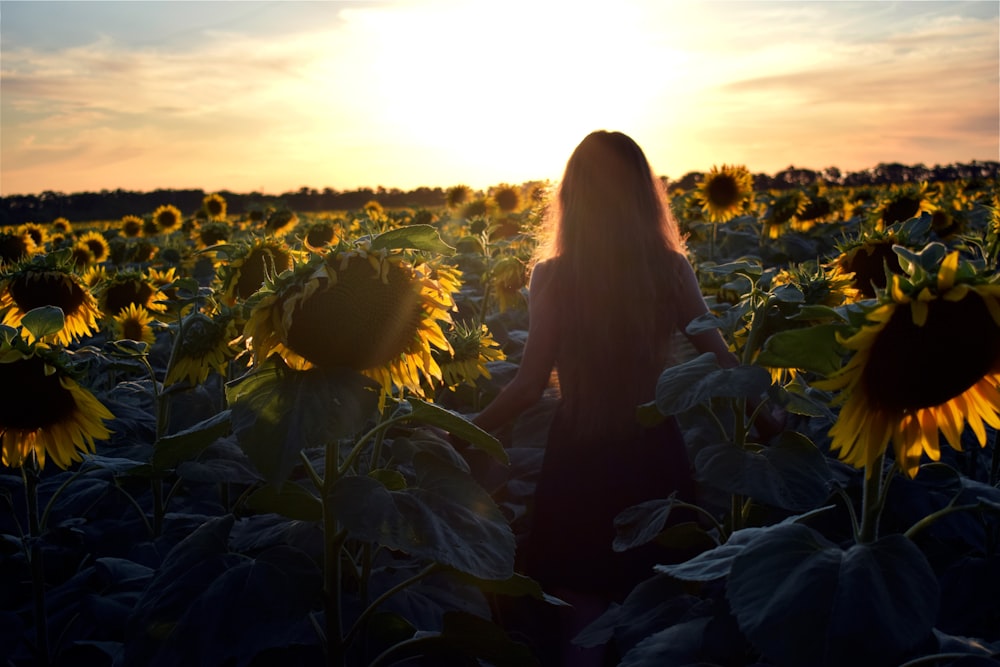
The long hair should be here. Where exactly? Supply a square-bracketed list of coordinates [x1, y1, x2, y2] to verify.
[535, 130, 687, 440]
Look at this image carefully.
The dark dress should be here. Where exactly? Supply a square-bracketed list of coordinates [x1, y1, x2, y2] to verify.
[520, 405, 695, 601]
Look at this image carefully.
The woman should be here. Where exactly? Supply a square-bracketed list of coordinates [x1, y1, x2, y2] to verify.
[469, 131, 757, 665]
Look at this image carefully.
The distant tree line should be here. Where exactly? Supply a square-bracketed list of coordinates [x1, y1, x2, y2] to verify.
[2, 161, 997, 226]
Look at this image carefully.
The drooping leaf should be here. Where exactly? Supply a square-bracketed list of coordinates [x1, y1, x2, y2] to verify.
[403, 398, 508, 464]
[21, 305, 65, 340]
[693, 431, 833, 511]
[152, 410, 232, 472]
[755, 323, 850, 376]
[654, 353, 771, 416]
[330, 453, 515, 579]
[227, 359, 378, 485]
[370, 224, 455, 254]
[727, 523, 939, 666]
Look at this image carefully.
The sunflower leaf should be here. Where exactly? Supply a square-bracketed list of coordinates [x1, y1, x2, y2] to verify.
[727, 524, 939, 666]
[370, 224, 455, 255]
[153, 410, 232, 472]
[21, 306, 65, 340]
[755, 323, 850, 376]
[653, 353, 771, 416]
[329, 452, 515, 579]
[244, 482, 322, 522]
[404, 398, 507, 464]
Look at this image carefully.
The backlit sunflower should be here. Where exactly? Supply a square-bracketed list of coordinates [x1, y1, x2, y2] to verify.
[264, 209, 299, 237]
[110, 303, 157, 346]
[20, 223, 48, 249]
[153, 205, 183, 233]
[438, 320, 505, 388]
[220, 238, 296, 304]
[0, 231, 38, 265]
[0, 259, 101, 345]
[304, 220, 339, 251]
[0, 338, 114, 470]
[874, 183, 937, 231]
[244, 244, 457, 403]
[69, 242, 95, 269]
[120, 215, 144, 238]
[815, 250, 1000, 478]
[832, 231, 906, 299]
[698, 164, 754, 223]
[489, 255, 526, 313]
[76, 231, 111, 264]
[97, 270, 167, 317]
[203, 193, 227, 220]
[165, 309, 240, 386]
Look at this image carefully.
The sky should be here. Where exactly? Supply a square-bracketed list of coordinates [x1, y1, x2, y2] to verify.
[1, 0, 998, 196]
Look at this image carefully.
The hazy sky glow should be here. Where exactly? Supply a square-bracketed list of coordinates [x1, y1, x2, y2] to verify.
[2, 0, 997, 196]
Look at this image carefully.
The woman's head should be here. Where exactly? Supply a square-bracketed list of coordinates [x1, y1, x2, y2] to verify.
[541, 130, 682, 262]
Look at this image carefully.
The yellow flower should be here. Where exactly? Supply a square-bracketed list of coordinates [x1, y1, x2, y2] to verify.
[244, 248, 457, 404]
[51, 217, 72, 234]
[97, 270, 167, 317]
[19, 223, 48, 249]
[220, 238, 295, 304]
[815, 251, 1000, 478]
[202, 193, 227, 220]
[832, 232, 905, 299]
[165, 310, 240, 386]
[698, 164, 754, 223]
[0, 340, 114, 470]
[489, 256, 526, 313]
[875, 182, 937, 231]
[0, 260, 101, 345]
[264, 209, 299, 237]
[110, 303, 157, 346]
[439, 321, 505, 388]
[120, 215, 144, 238]
[76, 231, 111, 264]
[0, 231, 38, 265]
[153, 205, 183, 233]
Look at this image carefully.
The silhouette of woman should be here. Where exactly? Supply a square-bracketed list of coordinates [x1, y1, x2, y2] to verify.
[469, 131, 758, 665]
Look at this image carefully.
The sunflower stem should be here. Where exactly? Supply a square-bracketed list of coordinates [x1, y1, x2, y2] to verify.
[904, 502, 989, 541]
[344, 563, 438, 651]
[322, 437, 348, 667]
[22, 461, 50, 667]
[858, 452, 885, 543]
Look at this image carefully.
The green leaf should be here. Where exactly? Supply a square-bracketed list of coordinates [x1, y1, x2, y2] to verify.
[404, 398, 507, 464]
[21, 306, 65, 340]
[329, 452, 515, 579]
[755, 323, 850, 376]
[771, 283, 805, 303]
[453, 572, 570, 606]
[245, 482, 322, 521]
[654, 353, 771, 416]
[153, 410, 232, 472]
[227, 359, 378, 485]
[370, 224, 455, 254]
[727, 524, 939, 666]
[693, 431, 833, 511]
[613, 495, 681, 552]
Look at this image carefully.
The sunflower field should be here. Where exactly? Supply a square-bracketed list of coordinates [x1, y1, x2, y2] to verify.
[0, 170, 999, 667]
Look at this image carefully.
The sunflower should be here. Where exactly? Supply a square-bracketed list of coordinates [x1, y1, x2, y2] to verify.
[220, 238, 295, 304]
[0, 338, 114, 470]
[244, 244, 457, 403]
[110, 302, 157, 346]
[97, 270, 167, 317]
[203, 193, 227, 220]
[446, 185, 472, 210]
[0, 259, 101, 345]
[874, 182, 937, 231]
[832, 232, 905, 300]
[763, 189, 808, 238]
[19, 223, 48, 248]
[264, 209, 299, 237]
[51, 217, 72, 234]
[438, 320, 505, 388]
[304, 220, 339, 251]
[698, 164, 754, 223]
[195, 221, 231, 248]
[0, 231, 37, 265]
[76, 231, 111, 264]
[153, 205, 183, 233]
[165, 310, 240, 386]
[815, 250, 1000, 478]
[120, 215, 144, 238]
[488, 255, 526, 313]
[80, 265, 108, 290]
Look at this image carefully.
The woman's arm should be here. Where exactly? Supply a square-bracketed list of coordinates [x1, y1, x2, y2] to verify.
[673, 256, 740, 368]
[471, 260, 559, 435]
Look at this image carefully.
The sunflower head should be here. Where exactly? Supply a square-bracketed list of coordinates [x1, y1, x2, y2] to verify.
[76, 231, 111, 264]
[832, 230, 909, 299]
[875, 182, 937, 230]
[304, 219, 340, 251]
[437, 320, 506, 388]
[0, 231, 38, 266]
[492, 184, 521, 213]
[165, 309, 240, 386]
[19, 223, 48, 248]
[0, 336, 114, 470]
[120, 215, 144, 238]
[244, 245, 457, 403]
[488, 255, 526, 313]
[51, 217, 72, 234]
[203, 193, 227, 220]
[698, 164, 754, 223]
[97, 269, 167, 318]
[446, 185, 472, 209]
[153, 205, 183, 233]
[815, 246, 1000, 478]
[0, 256, 101, 345]
[195, 221, 232, 248]
[110, 302, 157, 347]
[265, 209, 299, 237]
[220, 237, 296, 304]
